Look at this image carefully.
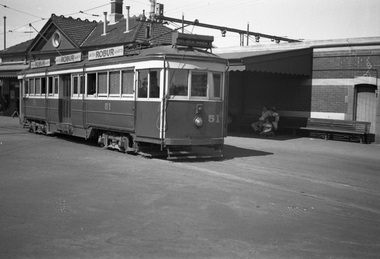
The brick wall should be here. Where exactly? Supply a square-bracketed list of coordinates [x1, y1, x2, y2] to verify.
[311, 47, 380, 114]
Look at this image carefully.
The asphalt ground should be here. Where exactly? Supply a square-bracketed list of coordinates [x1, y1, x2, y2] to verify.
[0, 116, 379, 259]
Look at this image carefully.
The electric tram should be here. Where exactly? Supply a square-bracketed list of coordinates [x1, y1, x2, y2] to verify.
[19, 33, 228, 159]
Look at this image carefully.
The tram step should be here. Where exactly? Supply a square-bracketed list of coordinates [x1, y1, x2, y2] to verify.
[167, 148, 223, 160]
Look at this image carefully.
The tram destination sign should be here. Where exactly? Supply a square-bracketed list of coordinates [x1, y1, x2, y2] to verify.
[56, 53, 82, 65]
[88, 46, 124, 61]
[31, 59, 51, 69]
[172, 32, 213, 49]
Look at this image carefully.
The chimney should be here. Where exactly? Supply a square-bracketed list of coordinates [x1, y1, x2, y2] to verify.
[102, 12, 107, 35]
[149, 0, 156, 20]
[109, 0, 124, 24]
[124, 6, 130, 33]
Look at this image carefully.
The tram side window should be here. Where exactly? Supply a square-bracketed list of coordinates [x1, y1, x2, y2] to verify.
[169, 69, 188, 96]
[109, 71, 120, 96]
[211, 73, 222, 99]
[80, 75, 85, 95]
[149, 70, 160, 98]
[41, 78, 46, 95]
[191, 72, 208, 97]
[98, 72, 107, 96]
[48, 77, 53, 95]
[122, 70, 134, 96]
[73, 75, 79, 95]
[24, 79, 29, 96]
[29, 79, 35, 95]
[54, 77, 59, 95]
[35, 78, 41, 95]
[87, 73, 96, 96]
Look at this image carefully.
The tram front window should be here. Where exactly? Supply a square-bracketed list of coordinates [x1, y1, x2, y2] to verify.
[191, 72, 207, 97]
[138, 70, 160, 98]
[169, 69, 188, 96]
[138, 70, 148, 98]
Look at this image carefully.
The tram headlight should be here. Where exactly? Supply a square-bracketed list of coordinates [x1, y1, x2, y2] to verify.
[194, 116, 203, 128]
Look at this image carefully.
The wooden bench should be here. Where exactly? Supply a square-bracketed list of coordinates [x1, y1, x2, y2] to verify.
[300, 118, 371, 144]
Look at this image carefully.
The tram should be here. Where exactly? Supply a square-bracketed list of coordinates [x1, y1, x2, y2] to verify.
[18, 33, 229, 159]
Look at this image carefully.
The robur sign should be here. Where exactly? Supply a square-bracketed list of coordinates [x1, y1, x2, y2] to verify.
[55, 53, 82, 65]
[88, 46, 124, 60]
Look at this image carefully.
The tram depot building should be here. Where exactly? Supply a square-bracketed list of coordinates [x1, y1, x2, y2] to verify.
[0, 0, 379, 144]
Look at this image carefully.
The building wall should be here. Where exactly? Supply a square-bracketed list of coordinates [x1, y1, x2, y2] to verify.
[311, 45, 380, 141]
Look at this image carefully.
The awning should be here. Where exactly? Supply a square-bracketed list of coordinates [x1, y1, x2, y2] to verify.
[0, 64, 29, 78]
[218, 48, 313, 76]
[0, 72, 18, 78]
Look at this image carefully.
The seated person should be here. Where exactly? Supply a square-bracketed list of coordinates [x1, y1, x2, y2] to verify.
[270, 107, 279, 130]
[251, 106, 271, 132]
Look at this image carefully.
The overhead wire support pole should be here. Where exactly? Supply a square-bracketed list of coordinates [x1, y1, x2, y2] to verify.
[158, 15, 302, 43]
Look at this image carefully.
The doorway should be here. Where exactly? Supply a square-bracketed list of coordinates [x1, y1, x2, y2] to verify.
[354, 84, 377, 133]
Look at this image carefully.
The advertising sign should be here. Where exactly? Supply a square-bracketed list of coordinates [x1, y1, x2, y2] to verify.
[31, 59, 51, 69]
[55, 53, 82, 65]
[88, 46, 124, 61]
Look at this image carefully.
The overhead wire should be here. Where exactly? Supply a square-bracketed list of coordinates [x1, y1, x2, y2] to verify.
[0, 3, 47, 20]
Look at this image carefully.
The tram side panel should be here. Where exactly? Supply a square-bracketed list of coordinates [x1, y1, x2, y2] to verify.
[85, 99, 135, 132]
[23, 97, 47, 122]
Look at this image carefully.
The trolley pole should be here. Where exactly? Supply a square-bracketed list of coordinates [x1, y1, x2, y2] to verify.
[247, 22, 249, 46]
[3, 16, 6, 49]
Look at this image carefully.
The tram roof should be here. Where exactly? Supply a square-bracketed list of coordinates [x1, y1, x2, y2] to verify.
[18, 45, 226, 76]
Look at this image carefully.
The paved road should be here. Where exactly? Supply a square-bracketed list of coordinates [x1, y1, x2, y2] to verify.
[0, 116, 379, 258]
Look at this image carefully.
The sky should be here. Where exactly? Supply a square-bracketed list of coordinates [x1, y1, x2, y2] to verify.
[1, 0, 380, 50]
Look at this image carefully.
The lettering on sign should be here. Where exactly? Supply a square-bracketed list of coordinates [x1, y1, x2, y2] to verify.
[31, 59, 51, 69]
[88, 46, 124, 61]
[56, 53, 82, 65]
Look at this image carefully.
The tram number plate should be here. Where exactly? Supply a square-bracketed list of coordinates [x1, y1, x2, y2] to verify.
[208, 115, 221, 123]
[105, 102, 111, 111]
